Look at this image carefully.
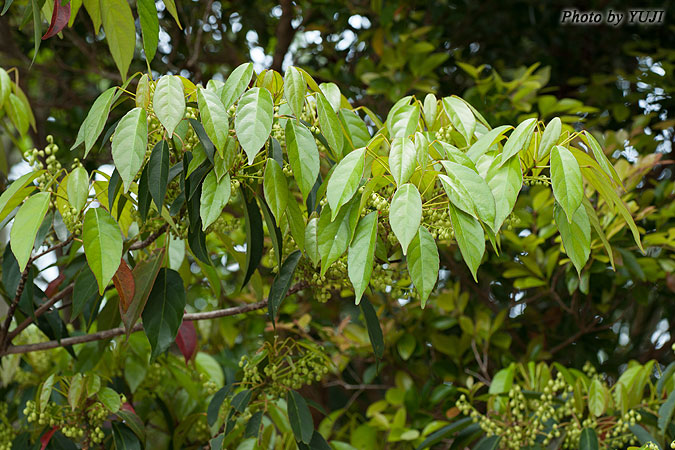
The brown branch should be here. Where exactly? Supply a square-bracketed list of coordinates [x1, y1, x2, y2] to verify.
[0, 265, 31, 352]
[129, 224, 168, 250]
[7, 283, 74, 341]
[271, 0, 297, 72]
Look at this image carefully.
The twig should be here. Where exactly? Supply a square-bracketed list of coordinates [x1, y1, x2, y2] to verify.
[129, 224, 168, 250]
[0, 265, 31, 351]
[7, 283, 74, 341]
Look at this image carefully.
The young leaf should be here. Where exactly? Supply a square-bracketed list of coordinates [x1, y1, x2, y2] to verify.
[287, 390, 314, 444]
[0, 68, 10, 108]
[200, 171, 231, 231]
[551, 145, 583, 223]
[466, 125, 512, 162]
[154, 75, 185, 137]
[326, 147, 365, 220]
[142, 268, 187, 359]
[442, 96, 476, 145]
[537, 117, 561, 161]
[175, 320, 198, 364]
[389, 183, 422, 255]
[71, 87, 116, 156]
[286, 120, 320, 201]
[0, 171, 43, 224]
[122, 249, 165, 337]
[137, 0, 159, 62]
[319, 82, 341, 112]
[136, 74, 151, 109]
[658, 390, 675, 435]
[348, 211, 378, 304]
[440, 161, 496, 229]
[10, 192, 50, 271]
[423, 93, 437, 129]
[389, 137, 416, 186]
[499, 117, 537, 167]
[486, 155, 523, 231]
[581, 130, 623, 188]
[148, 140, 170, 210]
[554, 202, 590, 275]
[360, 298, 384, 358]
[68, 374, 84, 411]
[101, 0, 135, 80]
[162, 0, 181, 27]
[5, 93, 28, 135]
[407, 226, 439, 307]
[67, 166, 89, 211]
[316, 92, 343, 155]
[448, 205, 485, 281]
[83, 207, 123, 294]
[284, 66, 306, 118]
[263, 160, 289, 223]
[197, 86, 229, 154]
[235, 87, 274, 164]
[268, 250, 302, 325]
[112, 107, 148, 192]
[98, 387, 121, 413]
[42, 0, 70, 40]
[221, 62, 254, 109]
[340, 109, 371, 153]
[113, 258, 135, 314]
[588, 379, 607, 417]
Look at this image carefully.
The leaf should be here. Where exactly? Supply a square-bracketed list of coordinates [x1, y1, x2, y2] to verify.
[112, 107, 148, 192]
[423, 93, 437, 129]
[154, 75, 185, 137]
[304, 217, 320, 267]
[67, 166, 89, 211]
[537, 117, 561, 161]
[588, 379, 607, 417]
[112, 423, 141, 450]
[235, 87, 274, 164]
[442, 97, 475, 145]
[389, 137, 416, 186]
[0, 171, 43, 224]
[316, 92, 343, 155]
[71, 87, 116, 156]
[554, 202, 590, 274]
[98, 387, 121, 413]
[551, 145, 584, 223]
[221, 62, 254, 109]
[389, 183, 422, 255]
[39, 374, 56, 413]
[137, 0, 158, 62]
[136, 74, 151, 109]
[161, 0, 181, 28]
[415, 418, 473, 450]
[40, 427, 57, 450]
[658, 389, 675, 434]
[499, 117, 537, 167]
[581, 130, 623, 188]
[148, 140, 170, 210]
[286, 120, 320, 201]
[0, 68, 10, 108]
[407, 226, 439, 307]
[326, 147, 365, 220]
[100, 0, 135, 80]
[10, 192, 50, 271]
[629, 424, 660, 449]
[348, 211, 378, 304]
[30, 0, 41, 64]
[284, 66, 306, 118]
[287, 390, 314, 444]
[83, 207, 123, 294]
[486, 155, 523, 231]
[579, 428, 599, 450]
[113, 258, 135, 313]
[207, 385, 232, 427]
[68, 374, 84, 411]
[317, 202, 359, 276]
[386, 97, 418, 138]
[200, 171, 230, 230]
[473, 436, 501, 450]
[263, 160, 289, 223]
[5, 93, 28, 135]
[42, 0, 70, 40]
[440, 161, 496, 229]
[489, 364, 515, 394]
[340, 109, 370, 153]
[241, 188, 264, 287]
[142, 268, 186, 359]
[71, 266, 99, 321]
[466, 125, 512, 162]
[360, 298, 384, 358]
[448, 205, 485, 281]
[175, 320, 198, 364]
[83, 0, 101, 32]
[197, 86, 229, 154]
[268, 250, 302, 325]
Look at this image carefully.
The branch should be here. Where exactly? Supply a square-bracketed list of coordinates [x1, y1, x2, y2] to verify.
[7, 283, 74, 341]
[129, 225, 168, 250]
[0, 265, 30, 351]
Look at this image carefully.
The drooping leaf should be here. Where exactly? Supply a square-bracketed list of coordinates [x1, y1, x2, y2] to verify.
[71, 87, 116, 155]
[340, 109, 370, 153]
[551, 145, 584, 223]
[0, 68, 10, 108]
[112, 423, 141, 450]
[71, 265, 99, 321]
[448, 205, 485, 281]
[443, 96, 476, 145]
[197, 86, 229, 155]
[111, 107, 148, 192]
[68, 374, 84, 411]
[317, 201, 359, 276]
[287, 390, 314, 444]
[113, 258, 135, 314]
[235, 87, 274, 164]
[489, 364, 515, 394]
[499, 117, 537, 167]
[147, 140, 170, 210]
[142, 268, 186, 359]
[5, 93, 28, 136]
[268, 250, 302, 325]
[154, 75, 185, 137]
[304, 217, 319, 267]
[440, 161, 496, 229]
[82, 207, 123, 295]
[200, 171, 230, 231]
[316, 92, 343, 155]
[286, 120, 320, 201]
[137, 0, 158, 62]
[161, 0, 181, 27]
[263, 160, 289, 223]
[0, 171, 43, 224]
[100, 0, 135, 80]
[360, 298, 384, 358]
[554, 202, 590, 274]
[581, 130, 623, 188]
[241, 188, 263, 287]
[284, 66, 306, 118]
[42, 0, 70, 39]
[423, 93, 437, 129]
[348, 211, 378, 304]
[175, 320, 198, 364]
[389, 137, 416, 186]
[10, 192, 50, 271]
[407, 226, 439, 307]
[326, 147, 365, 220]
[221, 62, 254, 109]
[579, 428, 599, 450]
[207, 384, 232, 427]
[537, 117, 561, 161]
[389, 183, 422, 255]
[486, 155, 523, 231]
[67, 166, 89, 211]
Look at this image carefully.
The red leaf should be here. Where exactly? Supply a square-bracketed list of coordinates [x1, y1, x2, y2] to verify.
[45, 273, 65, 297]
[121, 402, 136, 414]
[175, 319, 197, 364]
[42, 0, 71, 40]
[113, 259, 136, 314]
[40, 427, 58, 450]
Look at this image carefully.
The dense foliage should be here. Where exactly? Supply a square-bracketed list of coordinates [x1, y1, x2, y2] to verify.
[0, 1, 673, 450]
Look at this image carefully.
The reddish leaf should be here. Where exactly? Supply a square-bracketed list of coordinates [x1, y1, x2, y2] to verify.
[113, 258, 135, 314]
[42, 0, 71, 40]
[175, 318, 197, 364]
[121, 402, 136, 414]
[45, 273, 65, 297]
[40, 427, 58, 450]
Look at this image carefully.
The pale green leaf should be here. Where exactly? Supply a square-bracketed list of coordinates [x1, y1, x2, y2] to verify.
[221, 63, 254, 110]
[348, 211, 378, 304]
[389, 183, 422, 255]
[389, 137, 416, 186]
[200, 171, 231, 230]
[0, 68, 10, 109]
[10, 192, 50, 271]
[499, 118, 537, 167]
[423, 93, 437, 129]
[551, 145, 583, 223]
[319, 82, 341, 112]
[554, 202, 590, 274]
[466, 125, 512, 162]
[326, 148, 365, 220]
[448, 205, 485, 281]
[197, 86, 229, 154]
[100, 0, 135, 80]
[112, 107, 148, 192]
[284, 66, 306, 118]
[407, 226, 439, 307]
[154, 75, 185, 137]
[316, 92, 343, 155]
[304, 217, 320, 267]
[137, 0, 158, 62]
[442, 96, 476, 145]
[83, 207, 123, 294]
[486, 155, 523, 231]
[67, 166, 89, 211]
[286, 120, 319, 201]
[5, 93, 28, 136]
[235, 87, 274, 164]
[318, 202, 359, 276]
[263, 160, 289, 223]
[537, 117, 560, 161]
[581, 130, 623, 188]
[440, 161, 496, 229]
[588, 379, 607, 417]
[386, 97, 419, 139]
[71, 87, 116, 156]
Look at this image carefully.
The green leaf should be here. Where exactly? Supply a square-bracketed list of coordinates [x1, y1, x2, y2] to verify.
[142, 268, 186, 359]
[554, 202, 590, 274]
[154, 75, 185, 137]
[389, 137, 416, 186]
[197, 86, 229, 155]
[414, 418, 473, 450]
[284, 66, 306, 118]
[112, 423, 141, 450]
[72, 87, 116, 156]
[39, 374, 55, 413]
[442, 97, 475, 145]
[83, 207, 123, 294]
[304, 217, 320, 267]
[71, 266, 99, 321]
[0, 171, 42, 224]
[397, 334, 415, 360]
[386, 97, 418, 139]
[161, 0, 181, 27]
[0, 68, 10, 108]
[5, 93, 28, 135]
[486, 155, 523, 231]
[68, 374, 85, 411]
[259, 196, 283, 267]
[235, 87, 274, 164]
[67, 166, 89, 211]
[268, 250, 302, 325]
[263, 160, 289, 223]
[319, 82, 341, 112]
[112, 107, 148, 192]
[489, 364, 515, 394]
[121, 248, 165, 335]
[551, 145, 584, 222]
[136, 74, 151, 109]
[448, 205, 485, 281]
[499, 117, 537, 167]
[348, 211, 378, 304]
[658, 388, 675, 434]
[137, 0, 158, 63]
[200, 171, 231, 231]
[629, 424, 660, 449]
[473, 436, 501, 450]
[30, 0, 40, 64]
[389, 183, 422, 255]
[316, 92, 343, 155]
[360, 298, 384, 358]
[340, 109, 371, 153]
[407, 226, 439, 307]
[318, 201, 359, 276]
[285, 197, 305, 252]
[207, 385, 232, 427]
[466, 125, 512, 162]
[537, 117, 561, 161]
[286, 120, 320, 201]
[83, 0, 101, 32]
[287, 390, 314, 444]
[326, 147, 365, 220]
[579, 428, 599, 450]
[588, 378, 607, 417]
[241, 188, 264, 287]
[581, 130, 623, 188]
[423, 93, 437, 129]
[100, 0, 135, 80]
[148, 140, 170, 210]
[10, 192, 50, 271]
[98, 386, 121, 413]
[440, 161, 496, 229]
[221, 62, 254, 109]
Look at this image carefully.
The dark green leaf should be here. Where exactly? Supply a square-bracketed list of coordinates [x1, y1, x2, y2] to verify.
[360, 298, 384, 358]
[659, 390, 675, 434]
[287, 390, 314, 444]
[207, 384, 232, 427]
[148, 140, 170, 211]
[112, 423, 141, 450]
[241, 188, 263, 287]
[141, 268, 187, 359]
[579, 428, 598, 450]
[268, 250, 302, 325]
[244, 411, 263, 438]
[137, 0, 158, 62]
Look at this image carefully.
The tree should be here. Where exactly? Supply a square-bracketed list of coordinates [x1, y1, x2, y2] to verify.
[0, 1, 674, 450]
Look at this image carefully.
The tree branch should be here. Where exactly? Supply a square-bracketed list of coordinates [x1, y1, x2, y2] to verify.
[0, 265, 31, 352]
[271, 0, 296, 72]
[129, 225, 168, 250]
[7, 283, 74, 342]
